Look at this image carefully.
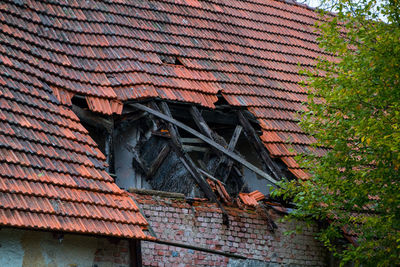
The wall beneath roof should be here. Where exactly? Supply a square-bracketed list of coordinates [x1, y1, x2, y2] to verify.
[133, 192, 328, 267]
[0, 228, 130, 267]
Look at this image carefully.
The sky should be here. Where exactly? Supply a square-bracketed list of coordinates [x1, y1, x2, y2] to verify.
[303, 0, 323, 8]
[297, 0, 389, 22]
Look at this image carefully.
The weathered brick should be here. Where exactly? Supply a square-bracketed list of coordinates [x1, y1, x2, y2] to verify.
[134, 194, 327, 267]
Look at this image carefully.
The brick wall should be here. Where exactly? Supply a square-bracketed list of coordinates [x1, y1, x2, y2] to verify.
[93, 239, 130, 267]
[132, 193, 327, 267]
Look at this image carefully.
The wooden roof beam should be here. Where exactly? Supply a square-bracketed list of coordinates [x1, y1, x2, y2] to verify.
[237, 111, 285, 181]
[158, 102, 230, 225]
[129, 102, 279, 186]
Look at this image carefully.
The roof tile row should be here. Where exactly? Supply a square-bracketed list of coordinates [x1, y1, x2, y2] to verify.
[0, 0, 328, 236]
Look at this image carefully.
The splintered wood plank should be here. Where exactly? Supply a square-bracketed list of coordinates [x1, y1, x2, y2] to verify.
[158, 102, 230, 225]
[237, 111, 285, 181]
[147, 144, 171, 178]
[218, 125, 243, 183]
[181, 138, 205, 144]
[130, 103, 278, 185]
[190, 106, 215, 141]
[182, 145, 209, 152]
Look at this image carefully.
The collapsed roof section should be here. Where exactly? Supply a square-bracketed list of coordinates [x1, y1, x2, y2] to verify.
[0, 71, 153, 239]
[101, 99, 292, 224]
[0, 0, 329, 181]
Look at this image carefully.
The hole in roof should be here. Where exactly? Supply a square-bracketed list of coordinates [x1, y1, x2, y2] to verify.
[71, 95, 88, 109]
[159, 54, 184, 66]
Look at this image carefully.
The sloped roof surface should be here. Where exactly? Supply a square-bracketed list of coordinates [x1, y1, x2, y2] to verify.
[0, 1, 157, 238]
[0, 0, 328, 211]
[0, 78, 151, 238]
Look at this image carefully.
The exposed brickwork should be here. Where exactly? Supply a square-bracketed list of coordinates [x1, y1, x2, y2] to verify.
[133, 193, 327, 267]
[93, 239, 130, 267]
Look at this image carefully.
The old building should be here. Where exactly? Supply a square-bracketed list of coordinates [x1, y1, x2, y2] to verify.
[0, 0, 334, 266]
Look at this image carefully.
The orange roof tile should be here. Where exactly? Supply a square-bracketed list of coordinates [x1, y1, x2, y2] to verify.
[248, 190, 265, 201]
[1, 0, 328, 234]
[0, 25, 152, 237]
[239, 193, 259, 207]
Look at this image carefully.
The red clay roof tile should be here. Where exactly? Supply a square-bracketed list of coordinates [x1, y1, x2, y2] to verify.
[239, 193, 259, 206]
[1, 0, 327, 236]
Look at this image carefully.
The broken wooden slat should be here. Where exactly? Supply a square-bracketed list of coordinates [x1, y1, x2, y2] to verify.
[237, 111, 284, 181]
[190, 106, 228, 176]
[159, 102, 230, 225]
[228, 125, 243, 151]
[147, 144, 171, 178]
[190, 106, 216, 141]
[130, 103, 279, 186]
[181, 138, 204, 144]
[182, 145, 209, 153]
[197, 168, 226, 185]
[216, 125, 243, 183]
[159, 102, 216, 194]
[72, 104, 113, 132]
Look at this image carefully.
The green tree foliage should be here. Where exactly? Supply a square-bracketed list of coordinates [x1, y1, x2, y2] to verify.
[273, 0, 400, 265]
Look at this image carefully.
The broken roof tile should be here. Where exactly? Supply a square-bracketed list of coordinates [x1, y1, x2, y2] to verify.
[1, 0, 328, 236]
[248, 190, 265, 201]
[239, 193, 259, 207]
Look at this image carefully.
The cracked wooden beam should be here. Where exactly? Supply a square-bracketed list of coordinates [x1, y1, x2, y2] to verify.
[190, 106, 226, 158]
[190, 106, 216, 142]
[190, 106, 242, 182]
[72, 104, 113, 132]
[159, 102, 230, 225]
[147, 144, 171, 178]
[218, 125, 242, 183]
[237, 111, 285, 181]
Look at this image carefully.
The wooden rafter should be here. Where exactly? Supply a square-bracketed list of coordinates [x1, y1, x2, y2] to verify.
[129, 103, 279, 186]
[158, 102, 230, 225]
[237, 111, 285, 181]
[217, 125, 242, 183]
[147, 144, 170, 178]
[190, 106, 226, 159]
[72, 104, 113, 132]
[190, 105, 239, 180]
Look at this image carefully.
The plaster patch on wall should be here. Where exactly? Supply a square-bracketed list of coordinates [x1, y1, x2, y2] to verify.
[0, 228, 112, 267]
[0, 229, 24, 267]
[21, 231, 47, 267]
[39, 233, 98, 267]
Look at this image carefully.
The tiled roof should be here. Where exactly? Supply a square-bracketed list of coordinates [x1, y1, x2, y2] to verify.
[0, 0, 327, 237]
[0, 1, 159, 238]
[0, 73, 153, 238]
